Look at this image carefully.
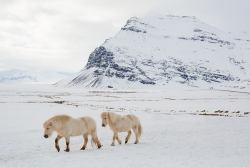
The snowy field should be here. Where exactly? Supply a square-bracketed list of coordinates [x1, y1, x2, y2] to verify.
[0, 84, 250, 167]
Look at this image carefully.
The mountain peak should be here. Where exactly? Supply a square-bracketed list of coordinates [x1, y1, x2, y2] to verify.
[66, 15, 250, 89]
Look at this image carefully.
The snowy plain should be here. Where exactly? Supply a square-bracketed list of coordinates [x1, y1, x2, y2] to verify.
[0, 84, 250, 167]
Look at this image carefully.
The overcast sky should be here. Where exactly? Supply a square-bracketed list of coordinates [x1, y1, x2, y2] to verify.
[0, 0, 249, 73]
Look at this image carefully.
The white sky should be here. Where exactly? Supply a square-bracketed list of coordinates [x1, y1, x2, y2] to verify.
[0, 0, 249, 73]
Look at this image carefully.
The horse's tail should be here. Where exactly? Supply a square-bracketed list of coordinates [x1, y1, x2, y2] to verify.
[137, 121, 142, 138]
[130, 115, 142, 138]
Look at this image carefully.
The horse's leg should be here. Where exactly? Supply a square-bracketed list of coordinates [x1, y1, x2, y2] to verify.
[91, 131, 102, 149]
[64, 137, 70, 152]
[125, 130, 132, 144]
[55, 135, 62, 152]
[132, 127, 139, 144]
[111, 132, 116, 146]
[81, 134, 88, 150]
[115, 133, 122, 145]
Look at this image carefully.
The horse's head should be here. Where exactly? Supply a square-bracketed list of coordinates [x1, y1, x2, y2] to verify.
[101, 112, 109, 127]
[43, 121, 55, 138]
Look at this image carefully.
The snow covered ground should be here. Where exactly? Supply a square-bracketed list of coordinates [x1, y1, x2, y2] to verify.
[0, 84, 250, 167]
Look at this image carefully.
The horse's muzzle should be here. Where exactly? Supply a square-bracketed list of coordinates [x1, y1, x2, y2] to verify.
[102, 124, 105, 127]
[44, 134, 48, 138]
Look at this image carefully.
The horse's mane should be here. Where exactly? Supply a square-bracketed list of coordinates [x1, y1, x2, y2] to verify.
[108, 112, 121, 126]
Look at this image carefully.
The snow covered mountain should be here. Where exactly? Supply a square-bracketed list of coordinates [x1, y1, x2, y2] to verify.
[67, 15, 250, 89]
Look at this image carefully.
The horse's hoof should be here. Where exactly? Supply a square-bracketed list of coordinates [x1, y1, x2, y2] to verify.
[134, 141, 138, 144]
[125, 140, 128, 144]
[64, 149, 70, 152]
[80, 147, 85, 150]
[111, 143, 115, 146]
[56, 147, 60, 152]
[97, 145, 102, 149]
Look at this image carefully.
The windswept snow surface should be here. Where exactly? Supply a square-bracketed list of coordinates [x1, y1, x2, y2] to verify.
[0, 84, 250, 167]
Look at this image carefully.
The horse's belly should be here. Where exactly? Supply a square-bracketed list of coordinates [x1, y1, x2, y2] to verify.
[119, 127, 130, 132]
[117, 121, 132, 132]
[71, 128, 87, 136]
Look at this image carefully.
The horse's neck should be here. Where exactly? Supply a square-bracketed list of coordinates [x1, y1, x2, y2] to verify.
[108, 113, 113, 127]
[53, 119, 63, 131]
[108, 113, 119, 128]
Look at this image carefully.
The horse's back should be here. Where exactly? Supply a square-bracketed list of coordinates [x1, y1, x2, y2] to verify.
[65, 117, 93, 136]
[52, 114, 72, 123]
[79, 116, 97, 131]
[126, 114, 139, 123]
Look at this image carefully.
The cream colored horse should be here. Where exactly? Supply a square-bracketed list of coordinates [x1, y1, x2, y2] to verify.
[101, 112, 142, 146]
[43, 115, 102, 152]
